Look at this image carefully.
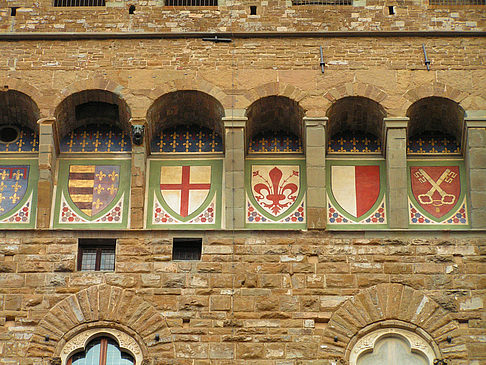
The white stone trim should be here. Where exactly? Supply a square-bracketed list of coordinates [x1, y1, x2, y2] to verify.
[349, 327, 437, 365]
[60, 328, 143, 365]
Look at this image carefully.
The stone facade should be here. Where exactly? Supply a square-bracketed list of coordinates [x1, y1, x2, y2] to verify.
[0, 0, 485, 363]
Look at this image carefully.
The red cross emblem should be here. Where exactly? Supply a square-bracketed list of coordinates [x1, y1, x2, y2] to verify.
[160, 165, 211, 217]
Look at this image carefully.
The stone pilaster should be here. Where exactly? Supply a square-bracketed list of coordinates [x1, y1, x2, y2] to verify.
[36, 117, 59, 229]
[129, 117, 148, 229]
[465, 117, 486, 228]
[384, 117, 409, 229]
[223, 116, 247, 230]
[304, 117, 327, 229]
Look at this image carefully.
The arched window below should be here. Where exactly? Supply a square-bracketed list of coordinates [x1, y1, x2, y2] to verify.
[349, 328, 439, 365]
[61, 328, 142, 365]
[68, 337, 134, 365]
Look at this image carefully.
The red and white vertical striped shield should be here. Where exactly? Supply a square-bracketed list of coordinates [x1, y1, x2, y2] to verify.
[331, 165, 381, 219]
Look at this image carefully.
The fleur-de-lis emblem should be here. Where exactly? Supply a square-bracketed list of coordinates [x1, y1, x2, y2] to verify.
[93, 198, 104, 209]
[9, 193, 20, 204]
[107, 184, 117, 195]
[94, 184, 105, 194]
[253, 167, 299, 215]
[0, 170, 8, 180]
[108, 171, 119, 182]
[12, 181, 21, 193]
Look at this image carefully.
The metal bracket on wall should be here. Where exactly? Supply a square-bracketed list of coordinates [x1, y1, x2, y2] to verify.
[320, 46, 325, 73]
[202, 35, 232, 43]
[422, 44, 431, 71]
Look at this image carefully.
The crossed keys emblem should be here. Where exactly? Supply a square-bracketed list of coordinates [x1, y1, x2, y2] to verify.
[414, 168, 457, 207]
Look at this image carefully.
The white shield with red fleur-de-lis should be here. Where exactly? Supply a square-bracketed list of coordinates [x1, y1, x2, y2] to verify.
[249, 164, 302, 219]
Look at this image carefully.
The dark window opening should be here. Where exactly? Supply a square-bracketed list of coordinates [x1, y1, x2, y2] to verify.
[129, 4, 135, 13]
[0, 126, 19, 144]
[75, 102, 118, 123]
[54, 0, 105, 7]
[172, 238, 202, 260]
[388, 5, 395, 14]
[78, 239, 116, 271]
[10, 7, 19, 16]
[165, 0, 217, 5]
[250, 5, 257, 14]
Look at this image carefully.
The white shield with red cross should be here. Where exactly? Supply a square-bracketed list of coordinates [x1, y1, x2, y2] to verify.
[160, 165, 211, 218]
[410, 166, 461, 219]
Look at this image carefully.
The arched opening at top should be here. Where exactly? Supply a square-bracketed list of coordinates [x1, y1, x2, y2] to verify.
[407, 97, 464, 155]
[349, 326, 440, 365]
[327, 97, 386, 154]
[55, 90, 131, 153]
[246, 96, 304, 154]
[0, 90, 40, 152]
[67, 336, 134, 365]
[147, 90, 224, 153]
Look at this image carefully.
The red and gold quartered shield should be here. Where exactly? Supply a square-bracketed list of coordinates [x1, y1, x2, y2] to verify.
[410, 166, 460, 219]
[68, 165, 120, 216]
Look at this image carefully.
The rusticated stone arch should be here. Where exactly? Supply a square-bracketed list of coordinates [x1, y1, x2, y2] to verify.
[403, 82, 471, 112]
[54, 88, 132, 140]
[146, 77, 228, 112]
[322, 283, 466, 362]
[28, 284, 171, 361]
[0, 78, 44, 116]
[323, 82, 388, 105]
[242, 82, 307, 110]
[51, 77, 130, 114]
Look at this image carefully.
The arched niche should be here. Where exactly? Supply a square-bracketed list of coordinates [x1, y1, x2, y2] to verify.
[246, 96, 304, 154]
[0, 90, 40, 152]
[407, 97, 464, 155]
[147, 90, 224, 153]
[326, 96, 386, 154]
[55, 90, 131, 140]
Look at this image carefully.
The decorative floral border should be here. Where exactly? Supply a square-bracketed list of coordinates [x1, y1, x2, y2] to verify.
[327, 198, 387, 225]
[152, 194, 216, 225]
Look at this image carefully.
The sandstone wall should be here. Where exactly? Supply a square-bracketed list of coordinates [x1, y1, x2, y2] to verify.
[0, 36, 485, 119]
[0, 230, 483, 364]
[0, 0, 485, 33]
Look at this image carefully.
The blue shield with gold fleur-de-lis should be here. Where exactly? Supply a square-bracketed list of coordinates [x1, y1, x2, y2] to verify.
[67, 165, 120, 217]
[0, 166, 29, 217]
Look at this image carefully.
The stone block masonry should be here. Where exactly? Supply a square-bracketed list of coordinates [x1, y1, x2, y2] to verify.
[0, 231, 483, 363]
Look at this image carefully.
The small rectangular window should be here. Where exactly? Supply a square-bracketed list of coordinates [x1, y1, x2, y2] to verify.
[292, 0, 352, 5]
[172, 238, 202, 260]
[165, 0, 218, 6]
[78, 239, 116, 271]
[53, 0, 105, 7]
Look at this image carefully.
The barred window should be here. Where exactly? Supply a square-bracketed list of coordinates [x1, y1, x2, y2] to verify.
[429, 0, 484, 4]
[165, 0, 217, 5]
[78, 239, 116, 271]
[292, 0, 352, 5]
[172, 238, 202, 260]
[54, 0, 105, 7]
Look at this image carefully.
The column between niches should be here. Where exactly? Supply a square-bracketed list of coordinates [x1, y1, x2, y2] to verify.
[465, 117, 486, 228]
[384, 117, 409, 229]
[36, 117, 59, 229]
[304, 117, 327, 229]
[223, 116, 247, 230]
[129, 117, 148, 229]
